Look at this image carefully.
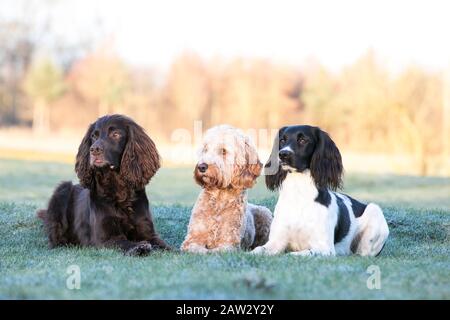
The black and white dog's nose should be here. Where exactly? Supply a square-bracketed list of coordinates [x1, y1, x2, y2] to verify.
[198, 163, 208, 173]
[279, 149, 293, 162]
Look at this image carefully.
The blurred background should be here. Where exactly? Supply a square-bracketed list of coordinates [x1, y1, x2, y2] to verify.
[0, 0, 449, 176]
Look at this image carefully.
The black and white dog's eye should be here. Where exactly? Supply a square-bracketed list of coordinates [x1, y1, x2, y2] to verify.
[279, 138, 287, 145]
[298, 137, 307, 145]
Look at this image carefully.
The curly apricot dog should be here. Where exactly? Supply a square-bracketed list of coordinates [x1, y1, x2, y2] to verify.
[181, 125, 272, 253]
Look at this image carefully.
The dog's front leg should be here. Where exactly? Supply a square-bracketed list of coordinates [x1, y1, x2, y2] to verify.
[289, 245, 335, 257]
[210, 244, 238, 253]
[251, 222, 288, 255]
[251, 238, 287, 255]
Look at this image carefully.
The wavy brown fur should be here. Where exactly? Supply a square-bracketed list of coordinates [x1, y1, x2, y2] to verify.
[38, 115, 169, 256]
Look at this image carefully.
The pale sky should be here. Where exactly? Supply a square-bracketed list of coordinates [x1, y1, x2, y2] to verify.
[3, 0, 450, 72]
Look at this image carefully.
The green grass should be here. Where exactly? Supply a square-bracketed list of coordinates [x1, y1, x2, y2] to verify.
[0, 158, 449, 299]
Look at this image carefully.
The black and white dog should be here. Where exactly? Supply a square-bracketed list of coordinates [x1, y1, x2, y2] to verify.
[252, 125, 389, 256]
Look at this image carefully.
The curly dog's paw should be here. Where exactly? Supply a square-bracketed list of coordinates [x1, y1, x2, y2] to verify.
[210, 245, 237, 253]
[125, 242, 153, 256]
[182, 243, 209, 254]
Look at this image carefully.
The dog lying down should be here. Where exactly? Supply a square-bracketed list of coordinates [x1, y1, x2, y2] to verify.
[252, 125, 389, 256]
[181, 125, 273, 253]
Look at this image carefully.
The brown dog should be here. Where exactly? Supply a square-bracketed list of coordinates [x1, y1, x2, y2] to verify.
[37, 115, 170, 256]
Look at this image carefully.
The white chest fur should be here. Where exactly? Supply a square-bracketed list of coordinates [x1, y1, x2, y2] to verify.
[271, 171, 335, 252]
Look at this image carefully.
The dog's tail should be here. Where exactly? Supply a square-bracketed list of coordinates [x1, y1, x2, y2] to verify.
[248, 204, 273, 249]
[36, 209, 47, 220]
[40, 181, 74, 248]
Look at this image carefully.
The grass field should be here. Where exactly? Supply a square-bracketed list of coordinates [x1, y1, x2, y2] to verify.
[0, 158, 449, 299]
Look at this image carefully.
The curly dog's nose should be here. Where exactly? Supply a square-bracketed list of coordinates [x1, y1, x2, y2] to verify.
[198, 163, 208, 173]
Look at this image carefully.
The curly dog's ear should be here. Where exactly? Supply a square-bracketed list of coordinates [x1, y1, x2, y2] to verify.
[75, 122, 95, 188]
[265, 127, 287, 191]
[310, 127, 343, 191]
[120, 121, 160, 190]
[232, 136, 262, 189]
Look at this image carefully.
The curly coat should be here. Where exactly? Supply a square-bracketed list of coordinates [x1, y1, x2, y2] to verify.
[181, 125, 273, 253]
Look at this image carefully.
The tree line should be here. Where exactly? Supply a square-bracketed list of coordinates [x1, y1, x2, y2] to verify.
[0, 16, 446, 175]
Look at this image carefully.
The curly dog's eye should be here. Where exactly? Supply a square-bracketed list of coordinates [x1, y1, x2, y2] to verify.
[220, 148, 227, 156]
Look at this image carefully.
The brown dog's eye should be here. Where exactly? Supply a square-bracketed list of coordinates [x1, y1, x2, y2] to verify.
[111, 131, 121, 139]
[91, 131, 99, 140]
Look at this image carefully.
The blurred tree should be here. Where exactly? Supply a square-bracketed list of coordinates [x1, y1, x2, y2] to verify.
[69, 49, 130, 117]
[164, 52, 211, 129]
[122, 67, 161, 132]
[335, 51, 391, 148]
[23, 58, 65, 133]
[0, 20, 35, 125]
[302, 51, 391, 150]
[301, 63, 338, 130]
[392, 67, 442, 175]
[218, 58, 299, 129]
[0, 0, 101, 126]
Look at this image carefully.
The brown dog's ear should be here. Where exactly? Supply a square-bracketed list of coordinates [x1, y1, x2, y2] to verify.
[120, 122, 160, 190]
[231, 137, 262, 189]
[75, 122, 95, 188]
[310, 127, 343, 191]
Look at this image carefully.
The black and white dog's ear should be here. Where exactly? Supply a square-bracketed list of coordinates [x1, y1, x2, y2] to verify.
[310, 127, 343, 191]
[265, 127, 288, 191]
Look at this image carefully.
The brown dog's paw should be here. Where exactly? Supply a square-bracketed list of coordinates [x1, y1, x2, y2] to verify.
[150, 238, 172, 251]
[125, 242, 153, 256]
[153, 244, 173, 251]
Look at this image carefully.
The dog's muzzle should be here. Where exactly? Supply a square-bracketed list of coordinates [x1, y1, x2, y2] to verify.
[279, 149, 293, 165]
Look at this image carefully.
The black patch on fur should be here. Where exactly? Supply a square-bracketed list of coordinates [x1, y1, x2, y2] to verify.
[310, 127, 343, 191]
[264, 127, 288, 191]
[334, 195, 350, 244]
[314, 188, 331, 206]
[344, 194, 367, 218]
[264, 163, 288, 191]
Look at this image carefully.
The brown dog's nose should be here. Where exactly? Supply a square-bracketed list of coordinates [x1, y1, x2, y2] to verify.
[90, 143, 104, 155]
[198, 163, 208, 173]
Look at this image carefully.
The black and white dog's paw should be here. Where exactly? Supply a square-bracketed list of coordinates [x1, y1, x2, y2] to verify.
[125, 242, 153, 256]
[251, 246, 266, 255]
